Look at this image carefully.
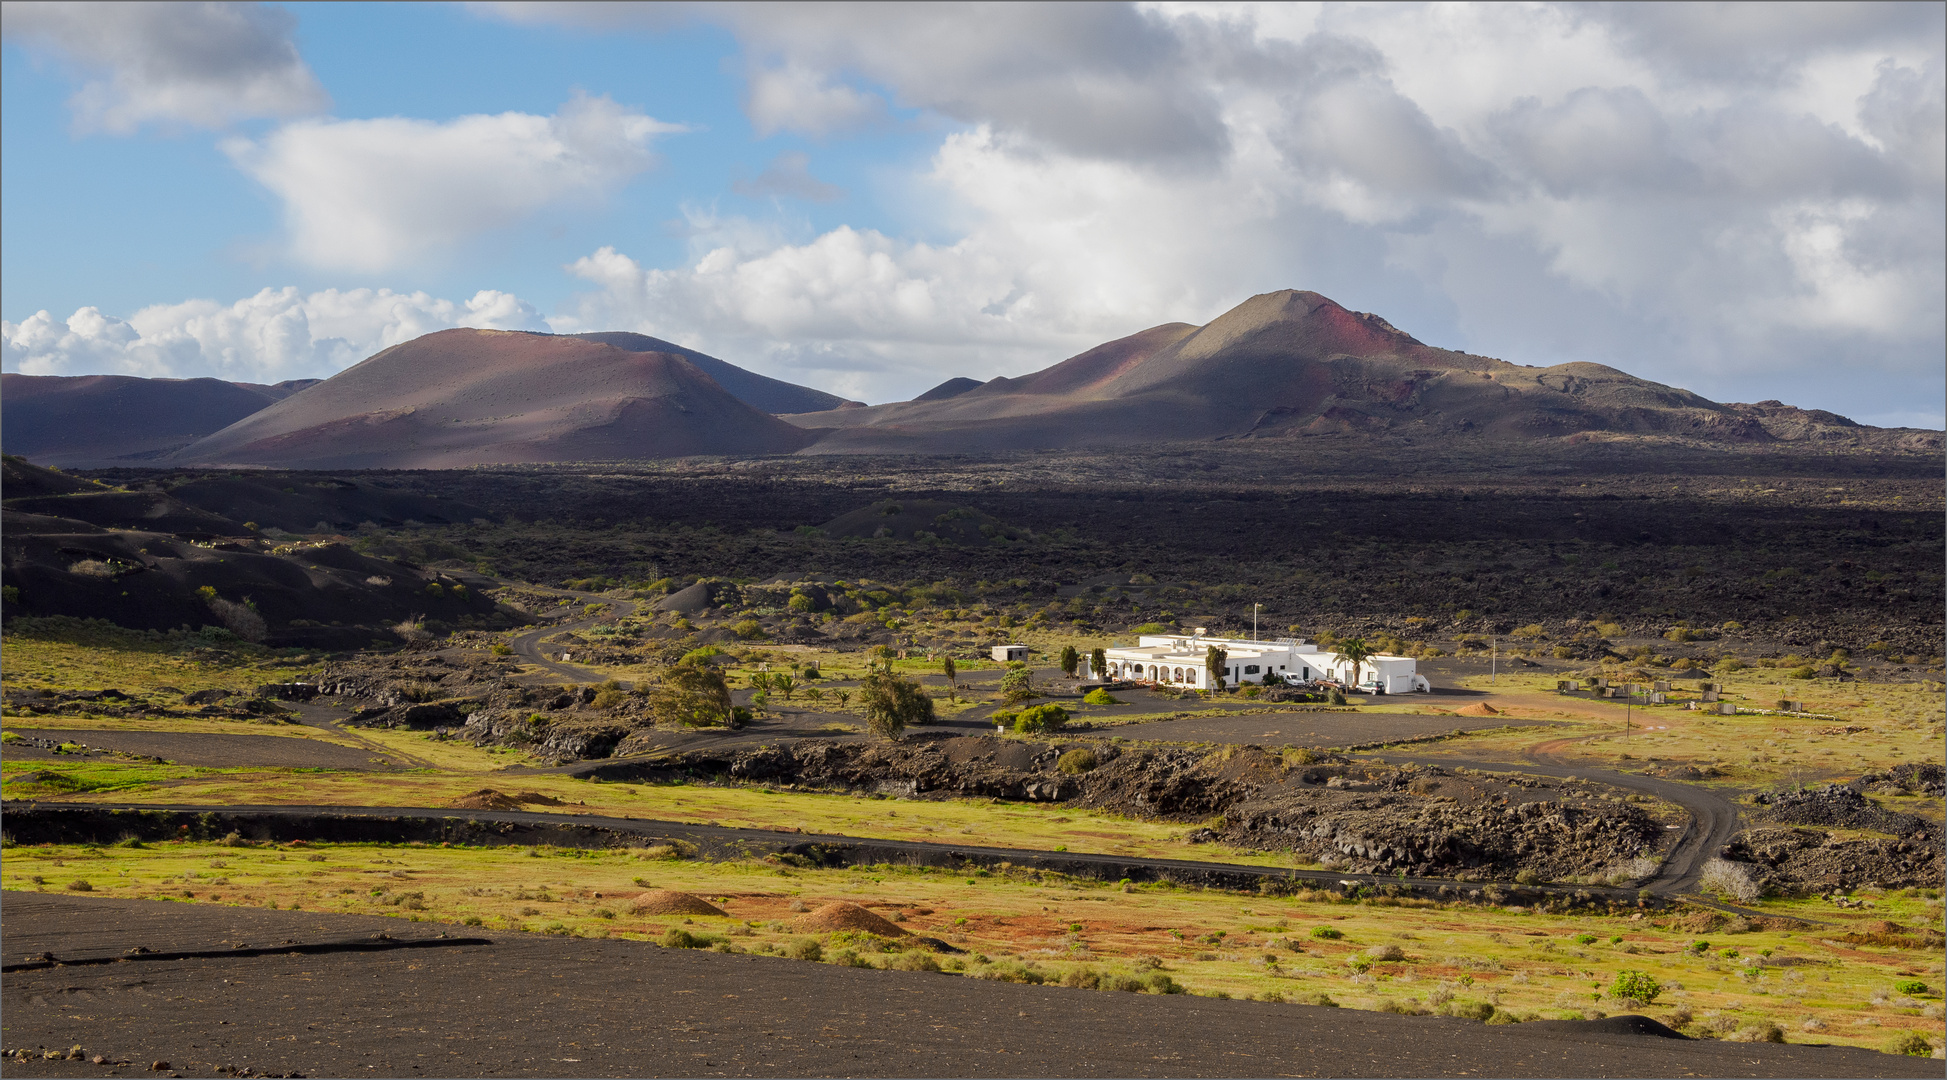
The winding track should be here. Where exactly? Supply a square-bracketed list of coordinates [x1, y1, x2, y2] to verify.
[504, 587, 642, 682]
[1365, 744, 1743, 898]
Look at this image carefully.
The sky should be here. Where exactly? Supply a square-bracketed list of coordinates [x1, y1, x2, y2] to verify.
[2, 2, 1942, 426]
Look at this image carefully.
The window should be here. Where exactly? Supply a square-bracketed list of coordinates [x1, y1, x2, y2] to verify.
[1244, 664, 1260, 674]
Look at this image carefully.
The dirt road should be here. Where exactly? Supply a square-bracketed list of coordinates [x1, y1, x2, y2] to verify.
[505, 587, 641, 682]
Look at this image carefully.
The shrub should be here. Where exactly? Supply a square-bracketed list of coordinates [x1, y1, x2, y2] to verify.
[1144, 972, 1185, 994]
[206, 597, 266, 643]
[732, 618, 768, 641]
[424, 582, 444, 598]
[1699, 858, 1761, 902]
[1309, 926, 1343, 940]
[1082, 688, 1120, 705]
[660, 928, 722, 949]
[1364, 944, 1405, 961]
[1011, 703, 1070, 734]
[859, 672, 935, 740]
[1608, 970, 1661, 1005]
[491, 643, 512, 656]
[1327, 689, 1347, 706]
[784, 938, 823, 962]
[65, 879, 93, 892]
[891, 950, 941, 973]
[1057, 747, 1099, 774]
[1892, 979, 1928, 996]
[1573, 933, 1598, 945]
[1786, 665, 1817, 680]
[1727, 1021, 1784, 1044]
[1883, 1031, 1933, 1056]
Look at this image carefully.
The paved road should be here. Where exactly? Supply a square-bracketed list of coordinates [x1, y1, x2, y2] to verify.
[3, 893, 1928, 1078]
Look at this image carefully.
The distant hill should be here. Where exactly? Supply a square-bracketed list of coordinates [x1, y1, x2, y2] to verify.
[1, 373, 319, 468]
[784, 290, 1931, 453]
[913, 377, 984, 402]
[568, 331, 860, 413]
[168, 329, 815, 468]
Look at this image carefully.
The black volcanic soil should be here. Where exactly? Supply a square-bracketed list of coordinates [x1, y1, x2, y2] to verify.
[113, 442, 1932, 660]
[2, 893, 1930, 1078]
[1083, 709, 1557, 749]
[0, 729, 401, 770]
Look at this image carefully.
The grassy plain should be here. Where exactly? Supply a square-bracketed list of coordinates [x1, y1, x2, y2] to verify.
[1, 622, 322, 698]
[0, 755, 1301, 869]
[4, 840, 1941, 1055]
[1420, 673, 1946, 795]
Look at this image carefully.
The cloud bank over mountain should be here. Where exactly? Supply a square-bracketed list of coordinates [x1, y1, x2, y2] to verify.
[4, 2, 1941, 424]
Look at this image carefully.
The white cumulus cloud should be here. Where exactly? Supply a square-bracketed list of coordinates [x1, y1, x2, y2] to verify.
[225, 93, 684, 272]
[1, 0, 329, 133]
[3, 287, 545, 383]
[493, 1, 1945, 418]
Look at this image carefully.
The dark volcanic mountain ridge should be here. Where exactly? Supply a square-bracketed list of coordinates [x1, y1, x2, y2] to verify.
[785, 290, 1917, 454]
[1, 373, 319, 468]
[167, 329, 817, 469]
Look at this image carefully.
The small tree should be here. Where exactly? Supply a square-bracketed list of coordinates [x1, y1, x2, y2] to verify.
[748, 671, 773, 693]
[1333, 638, 1373, 689]
[1204, 645, 1228, 690]
[1090, 647, 1107, 681]
[1058, 645, 1080, 678]
[870, 644, 897, 674]
[859, 672, 935, 740]
[772, 674, 796, 701]
[941, 656, 958, 702]
[999, 663, 1036, 704]
[1607, 970, 1661, 1006]
[650, 662, 735, 728]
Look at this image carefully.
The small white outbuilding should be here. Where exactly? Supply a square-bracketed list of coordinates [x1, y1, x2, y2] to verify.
[991, 644, 1030, 662]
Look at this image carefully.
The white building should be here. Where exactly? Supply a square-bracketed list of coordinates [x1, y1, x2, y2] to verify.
[991, 644, 1030, 662]
[1101, 630, 1429, 694]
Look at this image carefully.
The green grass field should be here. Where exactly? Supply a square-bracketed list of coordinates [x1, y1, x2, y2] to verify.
[4, 839, 1939, 1055]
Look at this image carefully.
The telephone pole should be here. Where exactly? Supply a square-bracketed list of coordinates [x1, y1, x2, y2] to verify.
[1253, 603, 1260, 641]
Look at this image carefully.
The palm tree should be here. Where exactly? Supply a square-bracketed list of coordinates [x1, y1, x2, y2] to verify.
[1333, 638, 1374, 690]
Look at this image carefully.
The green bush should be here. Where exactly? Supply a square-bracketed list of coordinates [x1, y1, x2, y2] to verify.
[1607, 970, 1661, 1005]
[785, 938, 822, 962]
[1883, 1031, 1933, 1056]
[1892, 978, 1928, 996]
[1057, 747, 1099, 774]
[1309, 926, 1343, 940]
[1573, 933, 1598, 945]
[660, 928, 723, 949]
[890, 950, 942, 972]
[1081, 688, 1120, 705]
[1786, 665, 1816, 680]
[1011, 703, 1070, 733]
[732, 618, 768, 640]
